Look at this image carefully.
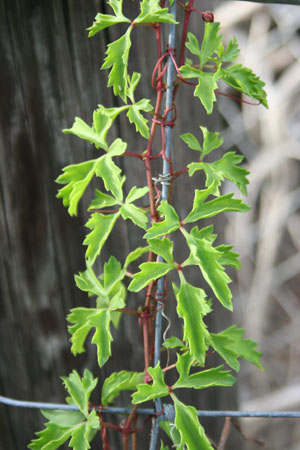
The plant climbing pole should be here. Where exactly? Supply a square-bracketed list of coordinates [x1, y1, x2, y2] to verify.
[28, 1, 270, 449]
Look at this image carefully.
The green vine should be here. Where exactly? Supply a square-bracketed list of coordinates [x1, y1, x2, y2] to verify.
[29, 1, 267, 449]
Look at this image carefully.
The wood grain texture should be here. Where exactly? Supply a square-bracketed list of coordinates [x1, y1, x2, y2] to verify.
[0, 1, 243, 448]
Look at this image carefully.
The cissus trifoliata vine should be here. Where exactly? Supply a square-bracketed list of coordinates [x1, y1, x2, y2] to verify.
[30, 1, 266, 449]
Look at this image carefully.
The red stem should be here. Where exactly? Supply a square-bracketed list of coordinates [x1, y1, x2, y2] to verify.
[179, 0, 195, 68]
[123, 151, 144, 160]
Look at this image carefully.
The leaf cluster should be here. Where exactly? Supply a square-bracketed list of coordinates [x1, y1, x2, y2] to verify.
[179, 22, 268, 113]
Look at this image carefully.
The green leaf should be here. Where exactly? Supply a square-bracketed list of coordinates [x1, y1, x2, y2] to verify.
[128, 262, 175, 292]
[184, 189, 250, 224]
[93, 106, 128, 150]
[182, 229, 233, 310]
[178, 64, 202, 79]
[56, 160, 97, 217]
[173, 276, 210, 364]
[107, 0, 124, 16]
[201, 126, 223, 157]
[68, 308, 113, 368]
[87, 0, 130, 37]
[75, 267, 105, 299]
[62, 369, 98, 417]
[127, 99, 153, 138]
[68, 418, 98, 450]
[75, 260, 125, 309]
[124, 246, 149, 268]
[147, 237, 174, 264]
[174, 359, 236, 390]
[213, 152, 249, 195]
[143, 201, 180, 239]
[62, 105, 127, 153]
[107, 137, 127, 156]
[134, 0, 178, 24]
[101, 28, 132, 102]
[218, 325, 263, 370]
[189, 152, 249, 196]
[209, 333, 240, 371]
[179, 132, 202, 151]
[194, 72, 218, 114]
[199, 22, 223, 68]
[220, 64, 268, 107]
[95, 153, 125, 202]
[160, 441, 169, 450]
[84, 212, 120, 265]
[222, 36, 240, 62]
[216, 245, 241, 270]
[120, 203, 148, 230]
[171, 395, 213, 450]
[127, 72, 142, 103]
[185, 32, 201, 59]
[191, 224, 217, 243]
[103, 256, 125, 292]
[126, 186, 149, 204]
[88, 190, 118, 210]
[29, 409, 98, 450]
[28, 419, 76, 450]
[131, 363, 169, 404]
[41, 410, 86, 428]
[159, 421, 184, 450]
[63, 117, 106, 149]
[162, 336, 185, 350]
[102, 371, 144, 406]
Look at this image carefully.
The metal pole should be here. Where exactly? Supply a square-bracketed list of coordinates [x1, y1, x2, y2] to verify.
[149, 1, 177, 449]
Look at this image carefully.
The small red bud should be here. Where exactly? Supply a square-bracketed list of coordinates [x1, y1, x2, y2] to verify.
[203, 11, 214, 23]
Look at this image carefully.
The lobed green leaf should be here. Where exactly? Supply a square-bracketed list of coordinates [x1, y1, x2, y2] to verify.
[182, 229, 233, 310]
[88, 190, 118, 210]
[84, 212, 121, 265]
[56, 159, 97, 217]
[29, 409, 98, 450]
[147, 237, 174, 264]
[131, 363, 169, 404]
[179, 132, 202, 151]
[127, 99, 153, 139]
[62, 369, 98, 417]
[220, 64, 268, 107]
[63, 117, 106, 149]
[222, 36, 240, 62]
[88, 0, 130, 37]
[173, 276, 210, 364]
[124, 246, 149, 269]
[95, 154, 125, 202]
[143, 201, 180, 239]
[101, 28, 132, 102]
[102, 371, 144, 406]
[162, 336, 186, 350]
[199, 22, 223, 68]
[174, 360, 236, 390]
[128, 261, 175, 292]
[184, 189, 250, 224]
[120, 203, 148, 230]
[134, 0, 178, 24]
[68, 308, 113, 368]
[171, 395, 213, 450]
[126, 185, 149, 204]
[218, 325, 263, 370]
[194, 72, 218, 114]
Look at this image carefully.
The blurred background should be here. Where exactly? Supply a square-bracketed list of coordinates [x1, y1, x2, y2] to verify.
[0, 1, 299, 449]
[215, 1, 300, 449]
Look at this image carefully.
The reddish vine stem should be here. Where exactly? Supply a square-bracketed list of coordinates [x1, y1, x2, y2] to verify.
[179, 0, 195, 68]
